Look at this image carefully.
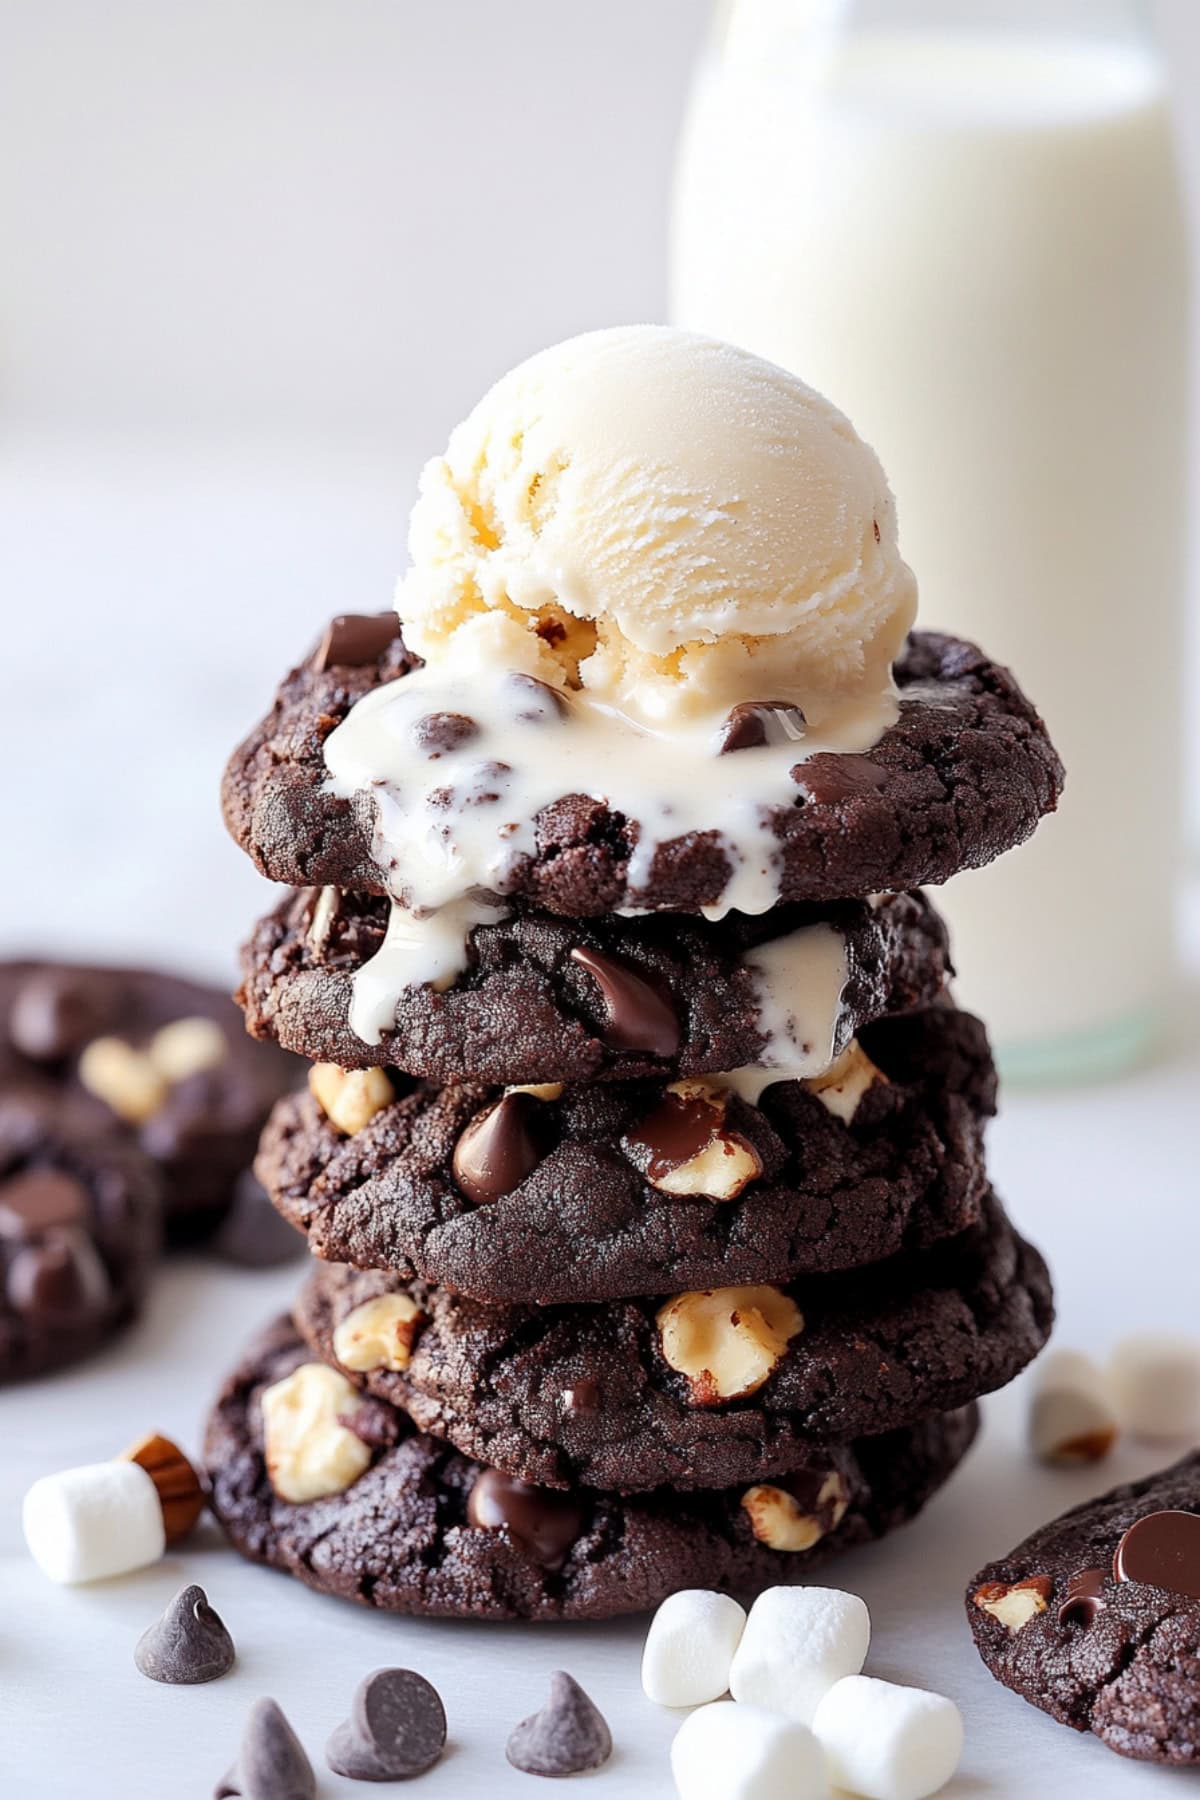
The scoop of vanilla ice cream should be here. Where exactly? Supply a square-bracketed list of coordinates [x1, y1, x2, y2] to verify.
[398, 326, 916, 726]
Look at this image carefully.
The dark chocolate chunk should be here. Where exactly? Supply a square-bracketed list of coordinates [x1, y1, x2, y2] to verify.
[312, 612, 401, 673]
[326, 1668, 447, 1782]
[795, 753, 888, 806]
[216, 1697, 315, 1800]
[506, 1671, 613, 1778]
[135, 1583, 235, 1685]
[7, 1229, 111, 1321]
[211, 1171, 306, 1269]
[411, 711, 478, 757]
[1058, 1566, 1107, 1627]
[569, 947, 680, 1057]
[0, 1168, 90, 1236]
[451, 1092, 554, 1205]
[716, 699, 807, 755]
[339, 1396, 402, 1451]
[466, 1468, 584, 1570]
[1114, 1511, 1200, 1599]
[505, 672, 569, 722]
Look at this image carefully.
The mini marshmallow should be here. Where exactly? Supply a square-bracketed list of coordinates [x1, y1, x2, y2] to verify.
[1028, 1348, 1118, 1465]
[671, 1702, 829, 1800]
[728, 1585, 869, 1723]
[643, 1590, 747, 1708]
[23, 1460, 165, 1584]
[1109, 1333, 1200, 1441]
[813, 1675, 963, 1800]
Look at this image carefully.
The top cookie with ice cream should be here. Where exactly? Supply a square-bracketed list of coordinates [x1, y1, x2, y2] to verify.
[223, 330, 1063, 935]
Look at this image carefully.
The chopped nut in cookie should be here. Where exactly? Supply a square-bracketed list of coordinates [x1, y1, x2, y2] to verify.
[333, 1293, 425, 1373]
[308, 1063, 393, 1135]
[656, 1284, 803, 1403]
[627, 1081, 763, 1201]
[78, 1037, 168, 1124]
[260, 1362, 373, 1502]
[147, 1016, 228, 1082]
[741, 1470, 850, 1552]
[973, 1575, 1052, 1632]
[804, 1039, 887, 1124]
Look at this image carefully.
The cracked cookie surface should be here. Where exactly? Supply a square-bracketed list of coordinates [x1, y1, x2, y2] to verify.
[204, 1314, 978, 1621]
[293, 1190, 1048, 1492]
[222, 627, 1063, 912]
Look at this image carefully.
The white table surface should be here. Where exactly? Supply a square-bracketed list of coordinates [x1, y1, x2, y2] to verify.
[2, 437, 1199, 1797]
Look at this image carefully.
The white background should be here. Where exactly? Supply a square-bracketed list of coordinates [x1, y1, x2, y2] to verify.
[1, 5, 1200, 1797]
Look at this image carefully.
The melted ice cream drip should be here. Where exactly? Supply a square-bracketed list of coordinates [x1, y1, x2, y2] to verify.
[324, 659, 890, 1041]
[718, 922, 850, 1104]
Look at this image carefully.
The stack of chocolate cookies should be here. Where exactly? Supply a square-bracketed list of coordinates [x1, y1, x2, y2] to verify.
[204, 613, 1062, 1622]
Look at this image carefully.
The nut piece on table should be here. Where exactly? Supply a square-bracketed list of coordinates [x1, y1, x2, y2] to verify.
[972, 1575, 1052, 1633]
[741, 1471, 851, 1552]
[260, 1362, 373, 1502]
[78, 1037, 168, 1124]
[656, 1285, 803, 1403]
[628, 1081, 763, 1201]
[1028, 1348, 1118, 1466]
[803, 1039, 888, 1124]
[119, 1431, 205, 1544]
[308, 1063, 393, 1136]
[332, 1293, 425, 1373]
[146, 1016, 228, 1082]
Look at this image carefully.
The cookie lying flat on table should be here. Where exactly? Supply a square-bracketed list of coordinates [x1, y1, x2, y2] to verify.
[238, 886, 951, 1085]
[222, 624, 1062, 914]
[203, 1314, 978, 1622]
[0, 1085, 160, 1381]
[969, 1450, 1200, 1766]
[260, 1006, 995, 1302]
[0, 961, 297, 1240]
[293, 1189, 1048, 1493]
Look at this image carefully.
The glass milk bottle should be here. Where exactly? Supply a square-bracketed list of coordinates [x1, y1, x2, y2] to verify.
[671, 0, 1189, 1079]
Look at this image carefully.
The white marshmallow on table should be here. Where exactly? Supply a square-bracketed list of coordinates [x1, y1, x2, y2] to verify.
[22, 1461, 165, 1584]
[812, 1675, 963, 1800]
[643, 1589, 747, 1707]
[1109, 1332, 1200, 1441]
[1028, 1347, 1119, 1465]
[671, 1702, 829, 1800]
[728, 1585, 869, 1723]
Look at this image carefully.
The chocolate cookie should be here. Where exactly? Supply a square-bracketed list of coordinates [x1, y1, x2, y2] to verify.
[0, 1085, 160, 1380]
[204, 1314, 978, 1622]
[292, 1190, 1047, 1493]
[239, 887, 951, 1084]
[969, 1451, 1200, 1765]
[0, 962, 298, 1240]
[258, 1006, 996, 1302]
[221, 624, 1063, 912]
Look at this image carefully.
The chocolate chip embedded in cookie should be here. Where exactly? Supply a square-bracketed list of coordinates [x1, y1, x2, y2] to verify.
[0, 1086, 160, 1382]
[0, 961, 298, 1241]
[292, 1191, 1050, 1493]
[256, 1005, 997, 1303]
[222, 628, 1062, 912]
[237, 887, 952, 1084]
[968, 1450, 1200, 1764]
[202, 1314, 979, 1622]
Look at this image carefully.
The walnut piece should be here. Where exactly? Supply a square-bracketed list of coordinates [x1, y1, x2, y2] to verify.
[656, 1284, 803, 1403]
[973, 1576, 1053, 1632]
[78, 1037, 168, 1124]
[804, 1040, 888, 1124]
[333, 1292, 425, 1373]
[260, 1362, 372, 1502]
[648, 1080, 763, 1201]
[309, 1063, 393, 1135]
[741, 1472, 851, 1551]
[147, 1016, 228, 1083]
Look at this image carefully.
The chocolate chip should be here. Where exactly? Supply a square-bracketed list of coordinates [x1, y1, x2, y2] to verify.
[505, 672, 569, 722]
[795, 753, 888, 806]
[569, 947, 680, 1058]
[1114, 1510, 1200, 1598]
[0, 1168, 90, 1237]
[312, 612, 401, 673]
[411, 711, 479, 757]
[9, 970, 108, 1062]
[626, 1088, 721, 1182]
[338, 1397, 401, 1450]
[466, 1468, 585, 1572]
[211, 1172, 306, 1269]
[1058, 1566, 1107, 1627]
[506, 1671, 613, 1778]
[716, 700, 807, 755]
[7, 1228, 111, 1322]
[452, 1092, 554, 1206]
[326, 1669, 447, 1782]
[135, 1583, 235, 1685]
[216, 1698, 315, 1800]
